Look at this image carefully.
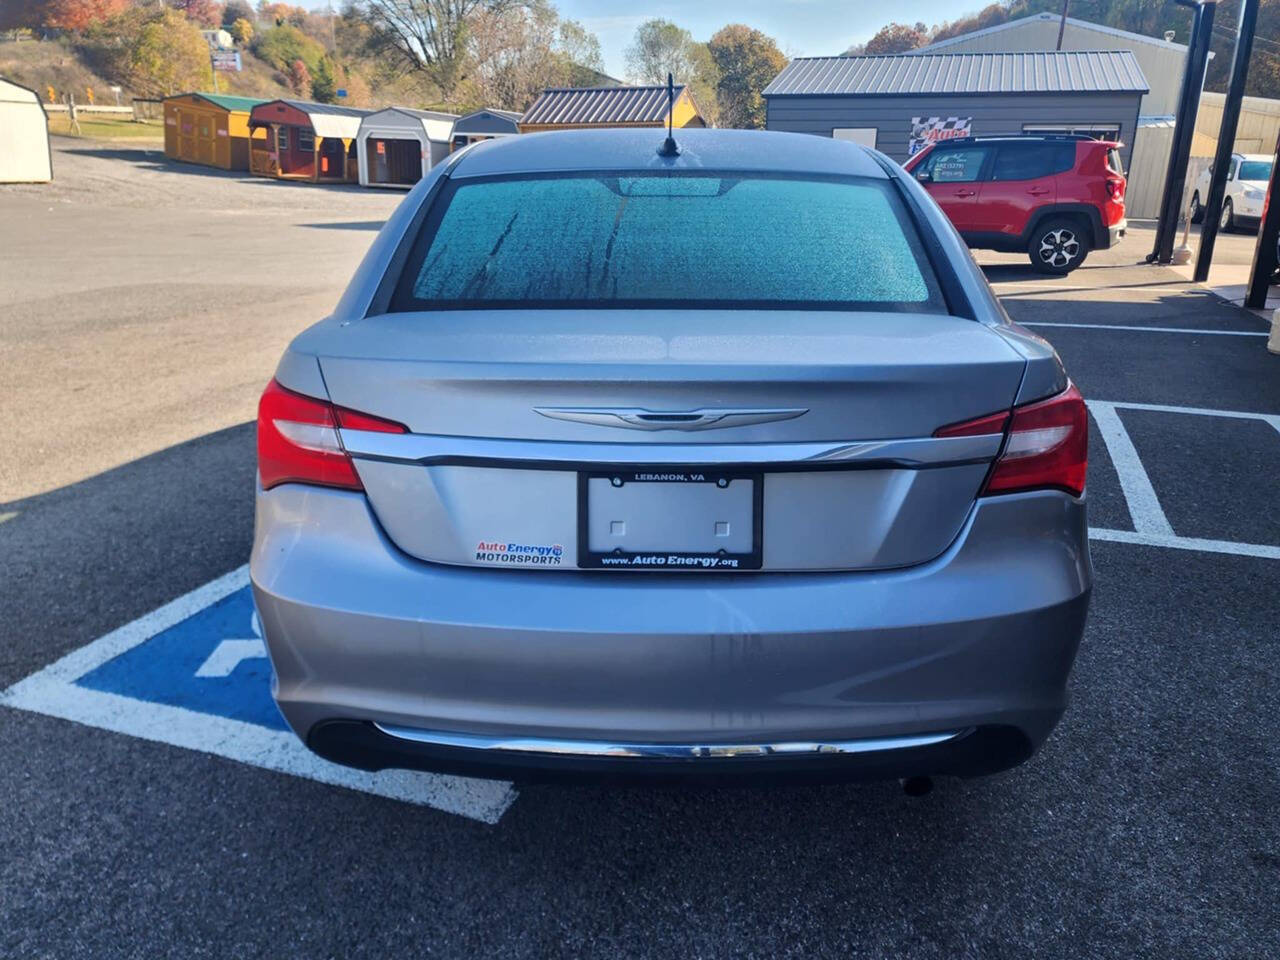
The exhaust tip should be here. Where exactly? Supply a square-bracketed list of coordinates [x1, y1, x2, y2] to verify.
[901, 775, 934, 797]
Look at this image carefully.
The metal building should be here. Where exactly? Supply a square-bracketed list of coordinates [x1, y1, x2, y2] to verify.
[914, 13, 1192, 116]
[519, 85, 705, 133]
[451, 108, 522, 151]
[0, 78, 52, 184]
[248, 99, 373, 183]
[356, 107, 458, 188]
[764, 50, 1148, 168]
[163, 93, 266, 171]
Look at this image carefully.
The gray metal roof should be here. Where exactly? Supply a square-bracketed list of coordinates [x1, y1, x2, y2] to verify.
[917, 12, 1189, 54]
[521, 86, 685, 126]
[763, 50, 1149, 97]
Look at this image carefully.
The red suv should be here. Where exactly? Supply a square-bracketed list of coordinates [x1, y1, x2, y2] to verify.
[903, 135, 1127, 274]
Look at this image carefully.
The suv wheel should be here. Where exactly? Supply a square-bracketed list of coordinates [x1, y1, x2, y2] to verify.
[1220, 197, 1235, 232]
[1190, 191, 1204, 224]
[1029, 218, 1089, 275]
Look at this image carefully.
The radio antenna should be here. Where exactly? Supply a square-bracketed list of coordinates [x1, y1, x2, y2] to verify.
[657, 72, 680, 157]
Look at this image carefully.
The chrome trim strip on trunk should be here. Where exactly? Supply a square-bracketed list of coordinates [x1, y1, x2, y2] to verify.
[339, 430, 1003, 468]
[372, 724, 968, 758]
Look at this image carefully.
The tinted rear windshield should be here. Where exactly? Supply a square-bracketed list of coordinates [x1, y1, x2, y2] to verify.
[390, 173, 946, 312]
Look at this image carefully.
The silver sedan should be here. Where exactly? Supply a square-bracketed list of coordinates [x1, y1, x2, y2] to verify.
[251, 128, 1092, 785]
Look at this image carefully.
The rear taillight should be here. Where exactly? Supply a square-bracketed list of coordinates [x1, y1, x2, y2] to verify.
[1106, 177, 1125, 201]
[257, 379, 406, 491]
[935, 383, 1087, 498]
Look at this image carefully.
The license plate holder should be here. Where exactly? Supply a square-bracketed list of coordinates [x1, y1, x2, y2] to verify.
[578, 469, 763, 571]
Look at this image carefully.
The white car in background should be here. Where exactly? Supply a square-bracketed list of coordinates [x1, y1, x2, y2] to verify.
[1190, 153, 1273, 231]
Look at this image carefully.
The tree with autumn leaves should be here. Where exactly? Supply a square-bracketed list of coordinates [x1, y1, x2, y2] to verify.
[1, 0, 130, 32]
[707, 24, 787, 130]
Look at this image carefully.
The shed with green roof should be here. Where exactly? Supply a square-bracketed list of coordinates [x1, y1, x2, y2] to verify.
[163, 92, 268, 171]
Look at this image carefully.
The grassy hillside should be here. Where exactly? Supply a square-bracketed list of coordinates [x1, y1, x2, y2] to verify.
[0, 36, 125, 104]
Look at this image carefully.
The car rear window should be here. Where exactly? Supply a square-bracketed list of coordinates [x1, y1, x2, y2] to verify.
[390, 173, 946, 312]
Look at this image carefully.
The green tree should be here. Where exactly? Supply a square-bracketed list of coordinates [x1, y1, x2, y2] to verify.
[311, 55, 337, 101]
[252, 23, 326, 75]
[707, 24, 786, 130]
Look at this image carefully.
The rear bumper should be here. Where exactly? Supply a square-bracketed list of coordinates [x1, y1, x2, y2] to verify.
[251, 484, 1092, 783]
[307, 721, 1034, 785]
[1106, 218, 1126, 249]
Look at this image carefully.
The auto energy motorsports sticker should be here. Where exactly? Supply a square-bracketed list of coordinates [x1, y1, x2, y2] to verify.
[474, 541, 565, 565]
[0, 566, 517, 824]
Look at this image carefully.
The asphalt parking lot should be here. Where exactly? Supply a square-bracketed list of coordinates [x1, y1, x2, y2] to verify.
[2, 141, 1278, 958]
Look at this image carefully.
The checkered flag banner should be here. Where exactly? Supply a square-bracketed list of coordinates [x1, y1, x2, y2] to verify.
[909, 116, 973, 155]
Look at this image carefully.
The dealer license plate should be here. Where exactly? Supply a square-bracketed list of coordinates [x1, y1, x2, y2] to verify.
[578, 469, 762, 570]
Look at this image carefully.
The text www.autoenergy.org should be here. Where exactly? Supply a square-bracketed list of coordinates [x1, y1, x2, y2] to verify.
[600, 554, 742, 569]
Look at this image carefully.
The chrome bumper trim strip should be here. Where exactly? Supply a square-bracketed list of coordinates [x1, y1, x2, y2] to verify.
[371, 725, 968, 759]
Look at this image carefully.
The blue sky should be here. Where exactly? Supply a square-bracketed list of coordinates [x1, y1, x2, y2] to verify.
[553, 1, 977, 78]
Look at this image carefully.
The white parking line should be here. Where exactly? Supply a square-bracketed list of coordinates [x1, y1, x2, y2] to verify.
[1089, 528, 1280, 559]
[1097, 400, 1280, 435]
[0, 566, 518, 824]
[1023, 322, 1268, 337]
[1083, 399, 1280, 559]
[1085, 401, 1175, 537]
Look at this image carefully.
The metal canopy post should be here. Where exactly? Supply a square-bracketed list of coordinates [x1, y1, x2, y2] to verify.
[1149, 0, 1217, 265]
[1195, 0, 1260, 282]
[1244, 130, 1280, 308]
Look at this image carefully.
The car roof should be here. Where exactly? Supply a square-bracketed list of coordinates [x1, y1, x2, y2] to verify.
[449, 128, 890, 180]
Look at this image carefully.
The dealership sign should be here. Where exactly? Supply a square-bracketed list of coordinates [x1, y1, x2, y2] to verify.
[909, 116, 972, 155]
[212, 51, 242, 72]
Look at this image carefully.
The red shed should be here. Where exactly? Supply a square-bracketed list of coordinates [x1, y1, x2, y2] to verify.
[248, 99, 373, 183]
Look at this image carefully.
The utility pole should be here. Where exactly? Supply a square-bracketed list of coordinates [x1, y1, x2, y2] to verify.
[1056, 0, 1070, 50]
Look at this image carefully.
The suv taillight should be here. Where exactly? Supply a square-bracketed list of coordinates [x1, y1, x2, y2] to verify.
[935, 383, 1087, 498]
[1106, 177, 1125, 201]
[257, 379, 407, 491]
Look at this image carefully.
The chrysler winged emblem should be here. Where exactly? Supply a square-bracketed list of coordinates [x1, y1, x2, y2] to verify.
[534, 407, 808, 431]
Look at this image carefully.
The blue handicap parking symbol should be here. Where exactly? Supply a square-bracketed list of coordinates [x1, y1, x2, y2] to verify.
[0, 566, 517, 822]
[74, 585, 285, 730]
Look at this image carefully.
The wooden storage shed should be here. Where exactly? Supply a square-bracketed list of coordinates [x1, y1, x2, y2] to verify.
[357, 107, 458, 188]
[519, 85, 705, 133]
[248, 99, 373, 183]
[450, 108, 522, 151]
[163, 93, 266, 171]
[0, 77, 52, 184]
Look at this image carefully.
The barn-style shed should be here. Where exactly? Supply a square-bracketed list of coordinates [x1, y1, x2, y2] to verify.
[0, 77, 52, 184]
[450, 108, 522, 151]
[163, 93, 266, 171]
[356, 107, 458, 188]
[248, 99, 372, 183]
